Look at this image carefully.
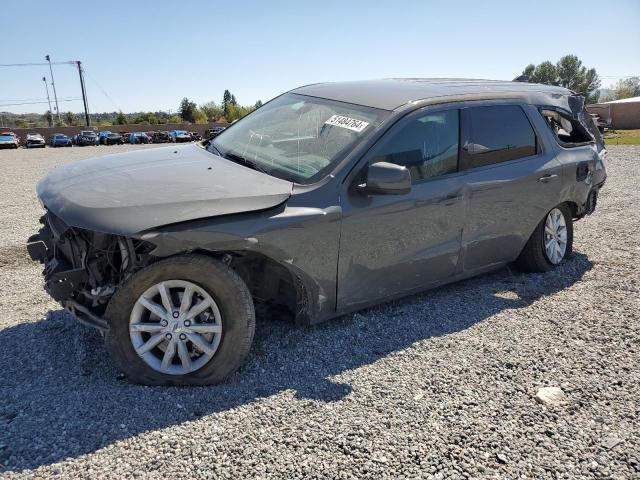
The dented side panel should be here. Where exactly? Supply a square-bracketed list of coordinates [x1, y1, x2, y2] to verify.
[142, 187, 343, 323]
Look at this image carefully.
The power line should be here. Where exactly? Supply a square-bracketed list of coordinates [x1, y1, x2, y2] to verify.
[0, 97, 56, 102]
[0, 61, 75, 67]
[0, 98, 81, 107]
[82, 67, 121, 112]
[1, 58, 91, 126]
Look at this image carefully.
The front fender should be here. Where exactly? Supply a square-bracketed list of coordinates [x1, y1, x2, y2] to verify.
[139, 204, 342, 323]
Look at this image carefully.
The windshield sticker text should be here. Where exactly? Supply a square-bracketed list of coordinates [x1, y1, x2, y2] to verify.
[324, 115, 370, 133]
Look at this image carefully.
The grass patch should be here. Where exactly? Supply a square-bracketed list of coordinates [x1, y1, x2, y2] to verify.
[604, 129, 640, 145]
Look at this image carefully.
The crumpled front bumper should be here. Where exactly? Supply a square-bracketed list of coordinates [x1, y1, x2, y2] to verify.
[27, 212, 88, 302]
[27, 212, 110, 331]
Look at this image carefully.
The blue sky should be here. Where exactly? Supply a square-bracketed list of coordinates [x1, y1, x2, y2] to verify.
[1, 0, 638, 114]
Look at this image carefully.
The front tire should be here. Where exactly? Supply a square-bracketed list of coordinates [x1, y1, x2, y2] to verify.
[516, 203, 573, 272]
[105, 255, 255, 385]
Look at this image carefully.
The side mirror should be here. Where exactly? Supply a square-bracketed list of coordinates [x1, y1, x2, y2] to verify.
[358, 161, 411, 195]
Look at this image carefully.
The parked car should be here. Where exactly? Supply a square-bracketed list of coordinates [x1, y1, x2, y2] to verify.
[98, 131, 112, 144]
[205, 126, 225, 140]
[102, 132, 124, 145]
[28, 79, 606, 386]
[118, 132, 131, 143]
[25, 133, 46, 148]
[49, 134, 72, 147]
[74, 130, 98, 146]
[128, 132, 150, 144]
[169, 129, 192, 142]
[189, 131, 202, 141]
[151, 131, 171, 143]
[0, 131, 19, 149]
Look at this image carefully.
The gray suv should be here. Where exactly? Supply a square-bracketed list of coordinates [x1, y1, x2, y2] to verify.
[27, 79, 606, 385]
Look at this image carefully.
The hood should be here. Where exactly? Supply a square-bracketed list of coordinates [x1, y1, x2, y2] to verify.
[37, 144, 293, 235]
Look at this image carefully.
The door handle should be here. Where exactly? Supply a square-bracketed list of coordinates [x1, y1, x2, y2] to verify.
[438, 195, 463, 205]
[538, 174, 558, 183]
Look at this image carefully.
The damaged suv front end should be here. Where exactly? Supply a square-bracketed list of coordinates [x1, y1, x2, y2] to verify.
[26, 140, 300, 330]
[27, 211, 153, 331]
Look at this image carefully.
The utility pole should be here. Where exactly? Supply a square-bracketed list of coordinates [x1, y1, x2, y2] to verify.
[45, 55, 61, 124]
[76, 61, 90, 126]
[42, 76, 53, 127]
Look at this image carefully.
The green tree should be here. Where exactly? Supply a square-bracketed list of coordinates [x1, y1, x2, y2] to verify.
[223, 90, 232, 106]
[132, 112, 160, 124]
[613, 76, 640, 100]
[254, 100, 263, 109]
[200, 101, 224, 122]
[520, 54, 601, 103]
[225, 103, 253, 123]
[522, 61, 558, 85]
[556, 55, 600, 102]
[115, 111, 127, 125]
[132, 113, 147, 124]
[64, 111, 76, 126]
[222, 90, 240, 118]
[179, 97, 197, 123]
[194, 108, 208, 124]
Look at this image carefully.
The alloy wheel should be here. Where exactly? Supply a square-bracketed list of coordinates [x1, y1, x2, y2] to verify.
[543, 208, 568, 265]
[129, 280, 223, 375]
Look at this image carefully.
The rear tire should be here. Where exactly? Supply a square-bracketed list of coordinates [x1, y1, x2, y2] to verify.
[516, 203, 573, 272]
[105, 254, 255, 385]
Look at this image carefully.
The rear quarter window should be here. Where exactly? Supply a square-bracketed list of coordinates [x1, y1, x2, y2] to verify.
[461, 105, 537, 170]
[540, 108, 595, 147]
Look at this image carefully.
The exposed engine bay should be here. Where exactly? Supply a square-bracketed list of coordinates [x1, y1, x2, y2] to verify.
[27, 210, 155, 330]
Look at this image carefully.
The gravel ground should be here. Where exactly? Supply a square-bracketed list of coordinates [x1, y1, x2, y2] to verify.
[0, 145, 638, 479]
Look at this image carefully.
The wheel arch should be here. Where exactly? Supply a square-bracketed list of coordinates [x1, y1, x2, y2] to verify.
[515, 200, 576, 259]
[181, 248, 317, 326]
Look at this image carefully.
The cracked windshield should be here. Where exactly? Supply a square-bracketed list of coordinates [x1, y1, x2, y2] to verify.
[209, 93, 388, 182]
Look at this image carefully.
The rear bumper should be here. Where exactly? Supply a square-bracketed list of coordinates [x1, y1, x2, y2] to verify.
[575, 179, 605, 219]
[586, 179, 605, 215]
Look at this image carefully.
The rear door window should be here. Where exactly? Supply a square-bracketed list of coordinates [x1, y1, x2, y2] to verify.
[370, 109, 459, 183]
[461, 105, 537, 170]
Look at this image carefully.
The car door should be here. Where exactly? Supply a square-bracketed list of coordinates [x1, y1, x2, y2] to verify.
[459, 103, 565, 272]
[338, 107, 466, 310]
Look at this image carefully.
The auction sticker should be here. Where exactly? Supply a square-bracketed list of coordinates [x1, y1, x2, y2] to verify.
[324, 115, 370, 133]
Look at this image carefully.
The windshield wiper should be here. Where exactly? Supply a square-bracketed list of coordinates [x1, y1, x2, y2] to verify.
[223, 151, 271, 175]
[208, 143, 222, 156]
